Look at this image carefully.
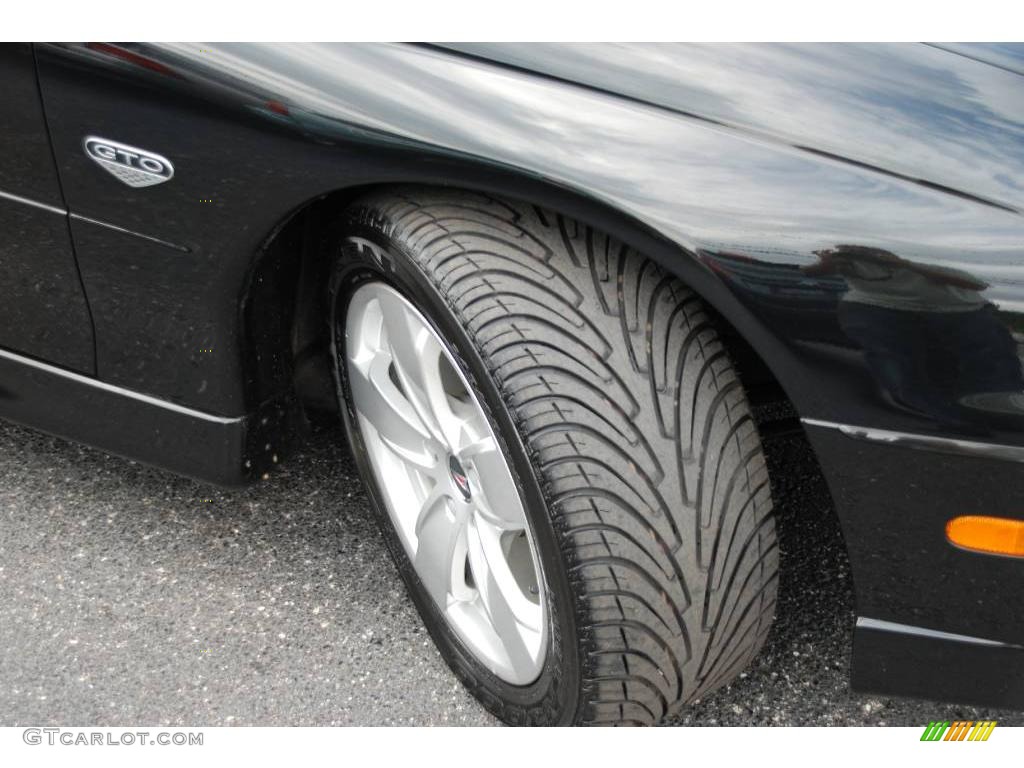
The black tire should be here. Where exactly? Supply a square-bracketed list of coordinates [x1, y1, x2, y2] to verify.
[327, 188, 778, 726]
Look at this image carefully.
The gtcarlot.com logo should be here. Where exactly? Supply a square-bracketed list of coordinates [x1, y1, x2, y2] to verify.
[23, 728, 203, 746]
[920, 721, 997, 742]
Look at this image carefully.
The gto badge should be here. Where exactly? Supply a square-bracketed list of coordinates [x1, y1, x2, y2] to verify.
[83, 136, 174, 188]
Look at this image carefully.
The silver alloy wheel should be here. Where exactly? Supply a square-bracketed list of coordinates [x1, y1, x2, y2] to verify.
[345, 282, 548, 685]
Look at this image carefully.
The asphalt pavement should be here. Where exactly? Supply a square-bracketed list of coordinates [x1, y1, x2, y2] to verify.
[0, 418, 1020, 726]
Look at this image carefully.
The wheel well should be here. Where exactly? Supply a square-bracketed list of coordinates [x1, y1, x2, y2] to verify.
[245, 183, 801, 434]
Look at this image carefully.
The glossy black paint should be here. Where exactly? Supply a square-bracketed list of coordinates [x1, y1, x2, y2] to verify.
[805, 424, 1024, 646]
[0, 44, 93, 372]
[443, 43, 1024, 213]
[853, 620, 1024, 710]
[0, 347, 247, 482]
[0, 42, 1021, 709]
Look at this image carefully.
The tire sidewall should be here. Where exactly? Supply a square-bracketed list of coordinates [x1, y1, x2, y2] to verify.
[327, 218, 583, 725]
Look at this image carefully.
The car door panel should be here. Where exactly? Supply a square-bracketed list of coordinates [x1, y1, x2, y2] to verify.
[0, 43, 94, 374]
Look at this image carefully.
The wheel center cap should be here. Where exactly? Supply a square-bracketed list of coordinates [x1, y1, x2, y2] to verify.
[448, 456, 472, 500]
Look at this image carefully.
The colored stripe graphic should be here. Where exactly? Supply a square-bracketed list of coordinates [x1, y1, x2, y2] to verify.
[944, 722, 970, 741]
[921, 722, 949, 741]
[920, 720, 996, 741]
[972, 721, 997, 741]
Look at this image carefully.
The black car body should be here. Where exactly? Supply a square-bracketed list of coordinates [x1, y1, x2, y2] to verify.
[1, 42, 1022, 714]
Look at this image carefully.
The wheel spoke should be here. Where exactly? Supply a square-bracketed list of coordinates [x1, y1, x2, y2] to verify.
[413, 489, 462, 607]
[459, 434, 497, 460]
[349, 353, 436, 466]
[469, 442, 527, 531]
[466, 517, 541, 676]
[378, 291, 468, 451]
[414, 482, 449, 536]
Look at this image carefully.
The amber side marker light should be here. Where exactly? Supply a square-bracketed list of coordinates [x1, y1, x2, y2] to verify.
[946, 516, 1024, 557]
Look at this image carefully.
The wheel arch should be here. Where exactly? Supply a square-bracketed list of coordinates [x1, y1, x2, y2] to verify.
[242, 175, 804, 431]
